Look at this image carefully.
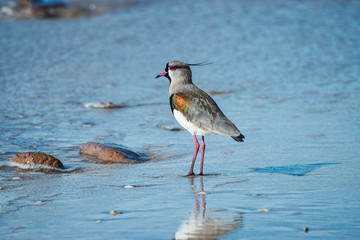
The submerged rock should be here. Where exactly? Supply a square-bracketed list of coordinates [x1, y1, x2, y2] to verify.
[0, 0, 138, 20]
[206, 90, 230, 95]
[79, 142, 147, 164]
[110, 210, 123, 215]
[83, 102, 125, 109]
[157, 124, 182, 132]
[11, 152, 65, 169]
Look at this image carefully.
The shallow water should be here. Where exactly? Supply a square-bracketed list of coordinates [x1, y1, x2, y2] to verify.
[1, 0, 360, 239]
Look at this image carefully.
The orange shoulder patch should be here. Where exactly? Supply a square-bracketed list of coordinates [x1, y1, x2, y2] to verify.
[174, 93, 189, 113]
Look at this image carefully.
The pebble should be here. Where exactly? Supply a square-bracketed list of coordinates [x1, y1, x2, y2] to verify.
[257, 208, 270, 212]
[157, 124, 182, 131]
[83, 102, 124, 109]
[206, 90, 230, 95]
[83, 122, 94, 127]
[34, 200, 43, 206]
[197, 191, 206, 195]
[110, 210, 123, 215]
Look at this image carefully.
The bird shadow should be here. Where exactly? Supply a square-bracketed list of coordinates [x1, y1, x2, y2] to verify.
[180, 173, 221, 178]
[252, 162, 340, 176]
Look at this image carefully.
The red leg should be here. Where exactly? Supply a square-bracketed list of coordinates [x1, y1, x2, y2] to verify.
[199, 136, 206, 175]
[188, 135, 199, 176]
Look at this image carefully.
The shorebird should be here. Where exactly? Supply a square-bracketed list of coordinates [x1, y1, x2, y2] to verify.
[156, 61, 244, 175]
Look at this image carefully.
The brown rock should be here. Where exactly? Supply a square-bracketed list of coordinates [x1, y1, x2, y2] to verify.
[206, 90, 230, 95]
[11, 152, 64, 169]
[79, 142, 147, 164]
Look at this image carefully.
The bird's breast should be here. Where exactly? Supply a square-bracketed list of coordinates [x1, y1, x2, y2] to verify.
[173, 109, 213, 136]
[170, 93, 190, 113]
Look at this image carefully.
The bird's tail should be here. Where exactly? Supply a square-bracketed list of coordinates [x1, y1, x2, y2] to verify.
[232, 133, 245, 142]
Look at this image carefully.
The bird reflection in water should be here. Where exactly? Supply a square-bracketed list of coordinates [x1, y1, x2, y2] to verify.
[174, 176, 243, 240]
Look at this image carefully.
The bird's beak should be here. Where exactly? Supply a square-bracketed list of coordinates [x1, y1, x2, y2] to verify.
[156, 71, 168, 78]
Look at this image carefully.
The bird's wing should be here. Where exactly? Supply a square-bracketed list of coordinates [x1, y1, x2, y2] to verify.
[171, 90, 241, 137]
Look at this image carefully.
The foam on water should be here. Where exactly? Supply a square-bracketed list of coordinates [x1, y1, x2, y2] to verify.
[8, 161, 74, 173]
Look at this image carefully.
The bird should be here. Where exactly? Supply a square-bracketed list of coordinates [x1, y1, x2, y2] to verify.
[156, 61, 244, 175]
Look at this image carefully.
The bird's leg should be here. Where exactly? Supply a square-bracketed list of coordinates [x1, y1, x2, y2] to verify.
[188, 135, 199, 176]
[199, 136, 206, 175]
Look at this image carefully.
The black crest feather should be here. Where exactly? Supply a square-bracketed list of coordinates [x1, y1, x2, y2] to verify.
[187, 61, 212, 66]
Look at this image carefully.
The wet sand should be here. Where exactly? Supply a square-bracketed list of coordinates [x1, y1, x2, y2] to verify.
[1, 0, 360, 239]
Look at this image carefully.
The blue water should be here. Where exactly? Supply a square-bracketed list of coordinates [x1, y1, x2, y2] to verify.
[1, 0, 360, 239]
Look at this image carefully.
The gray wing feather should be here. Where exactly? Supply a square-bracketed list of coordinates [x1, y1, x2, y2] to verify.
[184, 88, 241, 137]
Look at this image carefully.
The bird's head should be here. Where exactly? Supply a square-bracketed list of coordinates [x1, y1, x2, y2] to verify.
[156, 61, 191, 83]
[156, 61, 210, 84]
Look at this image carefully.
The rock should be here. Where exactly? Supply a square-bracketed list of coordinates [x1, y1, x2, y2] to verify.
[157, 124, 182, 131]
[11, 152, 64, 169]
[1, 0, 138, 20]
[257, 208, 270, 213]
[110, 210, 123, 215]
[83, 102, 125, 109]
[79, 142, 147, 164]
[206, 90, 230, 95]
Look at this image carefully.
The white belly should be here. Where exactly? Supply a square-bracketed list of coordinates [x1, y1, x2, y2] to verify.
[173, 110, 213, 136]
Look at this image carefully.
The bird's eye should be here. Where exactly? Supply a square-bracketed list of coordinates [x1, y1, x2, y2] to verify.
[170, 66, 177, 71]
